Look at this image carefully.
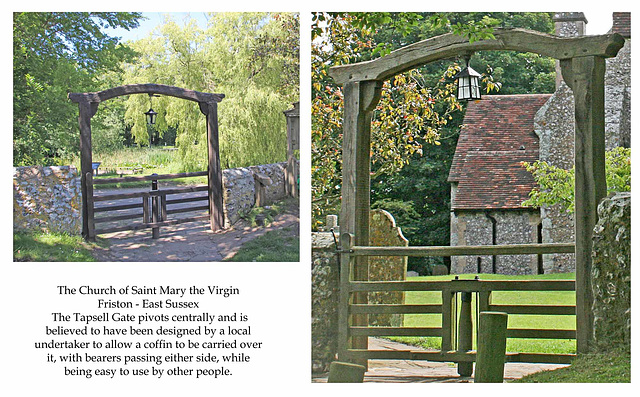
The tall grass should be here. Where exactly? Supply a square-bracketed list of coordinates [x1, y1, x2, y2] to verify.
[70, 146, 210, 188]
[76, 146, 191, 175]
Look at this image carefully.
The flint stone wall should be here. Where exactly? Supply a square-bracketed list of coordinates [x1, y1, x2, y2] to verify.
[13, 166, 82, 234]
[311, 231, 340, 373]
[451, 210, 540, 275]
[14, 162, 289, 234]
[591, 192, 631, 349]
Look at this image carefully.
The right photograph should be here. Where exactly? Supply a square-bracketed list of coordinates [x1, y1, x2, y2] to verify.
[311, 12, 631, 383]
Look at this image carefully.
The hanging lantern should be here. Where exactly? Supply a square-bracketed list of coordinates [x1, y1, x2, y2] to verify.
[144, 108, 158, 125]
[455, 54, 482, 101]
[144, 93, 160, 125]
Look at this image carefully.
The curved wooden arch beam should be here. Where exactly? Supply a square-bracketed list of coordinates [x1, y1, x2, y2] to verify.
[68, 83, 224, 106]
[329, 28, 625, 84]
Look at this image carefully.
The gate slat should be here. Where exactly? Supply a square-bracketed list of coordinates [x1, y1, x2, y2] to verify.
[95, 215, 210, 235]
[489, 304, 576, 315]
[506, 328, 576, 339]
[94, 212, 144, 224]
[349, 304, 442, 314]
[349, 326, 442, 337]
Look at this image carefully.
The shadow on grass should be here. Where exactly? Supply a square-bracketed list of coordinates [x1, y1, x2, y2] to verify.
[13, 232, 103, 262]
[224, 226, 299, 262]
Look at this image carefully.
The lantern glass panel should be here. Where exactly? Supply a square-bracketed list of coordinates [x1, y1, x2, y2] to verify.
[145, 108, 158, 125]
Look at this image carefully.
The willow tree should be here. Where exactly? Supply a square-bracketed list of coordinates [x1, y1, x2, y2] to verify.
[121, 12, 299, 171]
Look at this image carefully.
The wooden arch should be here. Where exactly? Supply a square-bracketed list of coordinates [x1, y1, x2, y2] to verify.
[68, 83, 225, 238]
[328, 28, 625, 353]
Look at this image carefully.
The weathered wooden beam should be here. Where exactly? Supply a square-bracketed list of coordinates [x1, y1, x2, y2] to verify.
[338, 233, 354, 362]
[475, 312, 508, 383]
[94, 214, 210, 235]
[329, 28, 625, 84]
[489, 304, 576, 316]
[349, 326, 442, 337]
[506, 328, 576, 339]
[349, 243, 575, 257]
[69, 83, 224, 104]
[560, 56, 607, 354]
[339, 81, 382, 366]
[346, 349, 575, 364]
[77, 101, 97, 240]
[349, 303, 442, 314]
[349, 279, 576, 292]
[201, 101, 224, 231]
[85, 172, 96, 240]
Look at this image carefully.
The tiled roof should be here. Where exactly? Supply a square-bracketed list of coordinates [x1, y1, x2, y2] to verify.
[449, 95, 551, 210]
[611, 12, 631, 38]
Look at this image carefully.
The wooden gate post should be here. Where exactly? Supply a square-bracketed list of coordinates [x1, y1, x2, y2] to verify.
[338, 233, 354, 362]
[151, 174, 160, 239]
[560, 56, 607, 353]
[457, 291, 474, 376]
[283, 102, 299, 198]
[199, 101, 224, 231]
[475, 311, 508, 383]
[339, 80, 383, 363]
[84, 172, 96, 241]
[77, 100, 98, 240]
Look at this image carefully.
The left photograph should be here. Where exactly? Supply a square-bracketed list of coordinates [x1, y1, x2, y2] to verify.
[13, 12, 300, 262]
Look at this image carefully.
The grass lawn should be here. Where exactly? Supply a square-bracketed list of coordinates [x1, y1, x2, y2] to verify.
[13, 232, 103, 262]
[390, 272, 577, 354]
[224, 226, 299, 262]
[515, 348, 630, 383]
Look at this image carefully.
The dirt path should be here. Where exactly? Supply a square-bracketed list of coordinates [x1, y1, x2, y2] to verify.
[91, 208, 299, 262]
[312, 338, 568, 383]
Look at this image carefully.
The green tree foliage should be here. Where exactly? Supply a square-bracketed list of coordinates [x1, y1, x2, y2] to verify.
[522, 147, 631, 212]
[120, 13, 299, 171]
[13, 12, 142, 166]
[311, 12, 472, 230]
[371, 12, 556, 94]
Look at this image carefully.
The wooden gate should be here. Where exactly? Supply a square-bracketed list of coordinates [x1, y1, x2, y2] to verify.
[85, 171, 212, 239]
[338, 234, 577, 370]
[328, 28, 625, 353]
[69, 84, 224, 241]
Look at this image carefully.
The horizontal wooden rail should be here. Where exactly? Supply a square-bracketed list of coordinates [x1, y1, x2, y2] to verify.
[349, 304, 442, 315]
[346, 349, 477, 362]
[94, 202, 142, 213]
[94, 212, 144, 224]
[165, 195, 208, 205]
[95, 214, 210, 235]
[489, 304, 576, 316]
[166, 205, 209, 216]
[349, 243, 575, 257]
[349, 280, 576, 293]
[93, 185, 208, 202]
[92, 171, 208, 184]
[509, 353, 575, 364]
[349, 326, 441, 337]
[507, 328, 576, 339]
[348, 303, 574, 316]
[345, 349, 575, 364]
[146, 185, 209, 196]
